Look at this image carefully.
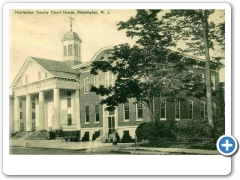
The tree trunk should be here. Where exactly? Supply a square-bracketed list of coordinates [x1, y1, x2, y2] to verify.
[200, 11, 214, 126]
[148, 94, 154, 123]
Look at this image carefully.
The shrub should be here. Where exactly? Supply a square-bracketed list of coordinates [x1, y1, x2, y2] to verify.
[135, 122, 152, 141]
[81, 132, 90, 142]
[135, 121, 176, 142]
[121, 133, 133, 143]
[175, 118, 225, 142]
[213, 118, 225, 142]
[175, 119, 213, 140]
[92, 131, 100, 141]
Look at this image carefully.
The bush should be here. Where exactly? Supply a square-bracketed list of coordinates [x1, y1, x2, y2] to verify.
[81, 132, 90, 142]
[213, 118, 225, 142]
[92, 131, 100, 141]
[121, 133, 133, 143]
[175, 118, 225, 143]
[135, 121, 176, 142]
[175, 119, 213, 140]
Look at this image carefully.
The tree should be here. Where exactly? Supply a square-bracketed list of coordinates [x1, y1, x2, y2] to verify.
[90, 10, 205, 122]
[163, 10, 224, 126]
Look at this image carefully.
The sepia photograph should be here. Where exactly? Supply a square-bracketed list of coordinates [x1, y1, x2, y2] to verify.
[3, 2, 232, 176]
[2, 3, 235, 176]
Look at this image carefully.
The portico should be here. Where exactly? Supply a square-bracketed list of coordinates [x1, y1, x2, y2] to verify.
[13, 76, 80, 132]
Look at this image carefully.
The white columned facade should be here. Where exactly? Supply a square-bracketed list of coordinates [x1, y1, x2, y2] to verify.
[26, 94, 32, 132]
[73, 90, 80, 130]
[53, 88, 60, 130]
[38, 91, 45, 130]
[14, 96, 20, 132]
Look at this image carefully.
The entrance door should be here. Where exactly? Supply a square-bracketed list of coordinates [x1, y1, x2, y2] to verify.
[108, 117, 115, 134]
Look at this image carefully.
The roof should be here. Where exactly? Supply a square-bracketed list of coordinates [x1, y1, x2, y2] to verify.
[62, 31, 82, 42]
[31, 57, 78, 74]
[72, 47, 114, 70]
[10, 57, 79, 89]
[90, 47, 114, 62]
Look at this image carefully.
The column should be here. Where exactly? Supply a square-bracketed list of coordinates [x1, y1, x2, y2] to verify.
[26, 94, 32, 132]
[14, 96, 20, 132]
[38, 91, 45, 130]
[73, 90, 80, 130]
[35, 98, 39, 130]
[53, 89, 60, 130]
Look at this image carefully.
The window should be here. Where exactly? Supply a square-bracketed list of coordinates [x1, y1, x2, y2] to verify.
[109, 73, 113, 86]
[94, 75, 99, 88]
[75, 45, 79, 56]
[175, 100, 180, 120]
[124, 102, 129, 120]
[213, 102, 217, 116]
[188, 100, 193, 119]
[160, 97, 166, 120]
[38, 71, 41, 80]
[85, 106, 89, 123]
[95, 105, 100, 122]
[25, 75, 28, 83]
[64, 46, 67, 56]
[20, 112, 23, 119]
[104, 72, 109, 87]
[211, 75, 215, 90]
[199, 73, 204, 83]
[67, 98, 71, 108]
[20, 123, 23, 131]
[68, 44, 73, 55]
[32, 102, 35, 109]
[200, 101, 205, 119]
[45, 72, 48, 78]
[84, 77, 89, 94]
[20, 101, 22, 108]
[32, 112, 35, 119]
[67, 114, 72, 126]
[136, 102, 143, 119]
[32, 123, 35, 131]
[104, 72, 115, 87]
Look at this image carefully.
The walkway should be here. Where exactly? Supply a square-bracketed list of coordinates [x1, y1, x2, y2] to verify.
[9, 139, 220, 155]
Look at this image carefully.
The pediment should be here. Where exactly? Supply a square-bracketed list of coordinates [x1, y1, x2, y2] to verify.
[10, 57, 52, 89]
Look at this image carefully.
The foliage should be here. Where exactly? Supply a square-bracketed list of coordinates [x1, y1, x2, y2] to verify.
[213, 118, 225, 141]
[81, 132, 90, 142]
[121, 133, 133, 143]
[175, 119, 214, 140]
[90, 10, 206, 119]
[175, 118, 225, 142]
[135, 121, 176, 142]
[163, 10, 225, 126]
[92, 131, 100, 141]
[163, 10, 225, 56]
[137, 118, 224, 150]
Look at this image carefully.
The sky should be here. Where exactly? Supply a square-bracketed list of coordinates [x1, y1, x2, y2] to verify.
[9, 9, 225, 84]
[9, 9, 137, 84]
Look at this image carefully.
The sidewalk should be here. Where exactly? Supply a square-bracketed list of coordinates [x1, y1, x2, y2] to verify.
[10, 139, 113, 150]
[9, 139, 220, 155]
[114, 146, 220, 155]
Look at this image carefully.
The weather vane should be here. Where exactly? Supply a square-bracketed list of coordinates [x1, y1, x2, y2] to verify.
[68, 15, 74, 31]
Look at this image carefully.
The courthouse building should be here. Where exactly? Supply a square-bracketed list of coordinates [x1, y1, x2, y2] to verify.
[9, 26, 223, 141]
